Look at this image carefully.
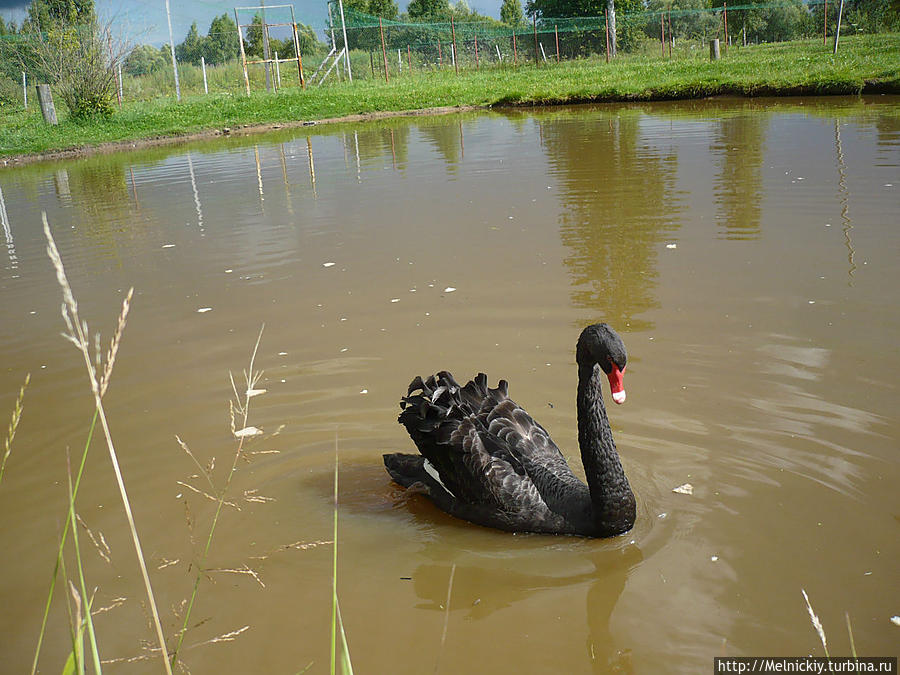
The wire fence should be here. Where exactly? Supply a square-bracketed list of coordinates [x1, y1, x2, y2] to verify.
[1, 0, 895, 105]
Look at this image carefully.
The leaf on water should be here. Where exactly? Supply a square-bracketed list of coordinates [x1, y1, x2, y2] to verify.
[246, 388, 266, 398]
[234, 426, 263, 438]
[672, 483, 693, 495]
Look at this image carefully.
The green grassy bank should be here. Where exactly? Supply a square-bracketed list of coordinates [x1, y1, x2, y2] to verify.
[2, 33, 898, 161]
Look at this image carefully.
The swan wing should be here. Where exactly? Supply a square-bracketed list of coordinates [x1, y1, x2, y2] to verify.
[398, 373, 563, 525]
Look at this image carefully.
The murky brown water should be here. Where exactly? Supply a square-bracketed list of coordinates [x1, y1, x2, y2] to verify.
[1, 97, 898, 673]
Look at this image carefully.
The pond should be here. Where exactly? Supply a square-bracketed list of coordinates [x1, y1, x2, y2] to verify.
[1, 96, 898, 673]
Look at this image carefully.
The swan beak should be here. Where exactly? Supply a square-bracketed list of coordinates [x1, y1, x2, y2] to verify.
[607, 363, 626, 404]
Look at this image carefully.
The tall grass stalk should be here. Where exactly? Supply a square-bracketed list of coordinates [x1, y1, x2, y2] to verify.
[1, 372, 29, 486]
[169, 325, 265, 668]
[801, 589, 829, 657]
[331, 433, 353, 675]
[42, 213, 171, 675]
[31, 411, 99, 675]
[65, 450, 102, 674]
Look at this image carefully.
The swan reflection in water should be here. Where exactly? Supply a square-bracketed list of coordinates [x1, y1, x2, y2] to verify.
[398, 501, 643, 674]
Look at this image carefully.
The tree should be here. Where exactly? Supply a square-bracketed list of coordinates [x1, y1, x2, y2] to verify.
[202, 13, 240, 65]
[124, 43, 168, 75]
[406, 0, 452, 21]
[244, 14, 265, 57]
[175, 21, 204, 65]
[500, 0, 526, 26]
[25, 0, 95, 32]
[367, 0, 400, 20]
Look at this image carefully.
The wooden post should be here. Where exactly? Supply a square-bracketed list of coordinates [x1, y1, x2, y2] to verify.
[451, 17, 459, 74]
[293, 22, 305, 89]
[660, 13, 665, 57]
[35, 84, 58, 125]
[533, 15, 539, 66]
[605, 10, 610, 63]
[370, 51, 375, 77]
[823, 0, 828, 46]
[407, 45, 411, 72]
[710, 38, 720, 61]
[554, 25, 559, 62]
[723, 2, 728, 55]
[22, 71, 27, 109]
[513, 33, 518, 65]
[833, 0, 844, 54]
[379, 18, 389, 82]
[474, 33, 479, 69]
[236, 10, 251, 96]
[668, 12, 673, 58]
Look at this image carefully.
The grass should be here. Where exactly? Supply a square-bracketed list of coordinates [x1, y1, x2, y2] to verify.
[1, 33, 897, 160]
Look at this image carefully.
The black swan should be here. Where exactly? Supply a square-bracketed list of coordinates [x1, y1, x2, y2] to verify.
[383, 323, 636, 537]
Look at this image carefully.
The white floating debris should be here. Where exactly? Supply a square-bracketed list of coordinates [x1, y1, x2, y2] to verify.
[808, 300, 816, 304]
[234, 426, 263, 438]
[278, 352, 287, 356]
[443, 287, 456, 293]
[225, 269, 233, 273]
[359, 389, 368, 394]
[711, 555, 719, 562]
[886, 184, 893, 187]
[322, 262, 336, 267]
[340, 348, 348, 352]
[658, 512, 667, 519]
[891, 616, 900, 626]
[246, 388, 266, 398]
[162, 244, 175, 248]
[175, 493, 183, 499]
[672, 483, 694, 495]
[666, 243, 677, 249]
[197, 307, 212, 313]
[391, 298, 400, 303]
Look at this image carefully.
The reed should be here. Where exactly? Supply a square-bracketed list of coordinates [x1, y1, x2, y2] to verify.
[801, 588, 858, 658]
[41, 213, 171, 675]
[0, 372, 29, 486]
[169, 325, 267, 669]
[332, 433, 354, 675]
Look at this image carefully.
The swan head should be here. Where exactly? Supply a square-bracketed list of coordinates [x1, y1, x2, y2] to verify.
[577, 323, 627, 404]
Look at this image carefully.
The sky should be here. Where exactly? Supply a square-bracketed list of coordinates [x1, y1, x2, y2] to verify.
[0, 0, 505, 47]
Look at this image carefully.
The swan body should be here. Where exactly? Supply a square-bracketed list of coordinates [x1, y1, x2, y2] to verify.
[383, 323, 636, 537]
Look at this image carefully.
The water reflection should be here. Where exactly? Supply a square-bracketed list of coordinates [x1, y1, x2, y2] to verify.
[711, 107, 767, 241]
[833, 120, 856, 284]
[0, 186, 17, 274]
[409, 538, 643, 674]
[540, 109, 680, 332]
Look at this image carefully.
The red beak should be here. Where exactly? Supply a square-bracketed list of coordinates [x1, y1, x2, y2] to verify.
[607, 363, 626, 404]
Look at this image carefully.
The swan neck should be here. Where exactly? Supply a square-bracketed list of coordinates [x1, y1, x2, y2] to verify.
[577, 362, 635, 536]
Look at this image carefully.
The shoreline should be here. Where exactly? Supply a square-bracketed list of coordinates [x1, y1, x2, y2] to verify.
[3, 80, 897, 168]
